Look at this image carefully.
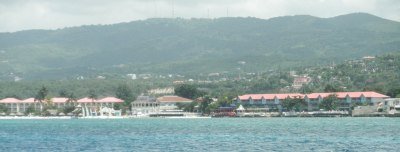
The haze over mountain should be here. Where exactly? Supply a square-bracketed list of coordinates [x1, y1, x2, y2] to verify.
[0, 13, 399, 80]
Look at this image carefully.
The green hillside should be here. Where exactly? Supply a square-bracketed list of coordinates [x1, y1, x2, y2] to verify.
[0, 13, 399, 80]
[1, 52, 399, 99]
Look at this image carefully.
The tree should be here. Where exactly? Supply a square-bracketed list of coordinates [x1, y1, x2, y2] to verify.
[58, 89, 69, 97]
[0, 104, 9, 113]
[116, 84, 135, 106]
[249, 81, 272, 93]
[66, 92, 77, 103]
[176, 102, 186, 110]
[206, 102, 219, 113]
[62, 93, 77, 114]
[218, 96, 232, 107]
[44, 96, 54, 108]
[88, 89, 98, 101]
[293, 98, 307, 111]
[319, 94, 339, 110]
[113, 103, 123, 110]
[324, 84, 342, 92]
[35, 86, 48, 103]
[282, 97, 295, 111]
[62, 106, 75, 114]
[176, 102, 198, 112]
[25, 105, 36, 115]
[300, 84, 313, 94]
[34, 86, 48, 113]
[174, 84, 203, 99]
[200, 96, 212, 114]
[281, 96, 306, 111]
[386, 87, 400, 98]
[185, 102, 198, 112]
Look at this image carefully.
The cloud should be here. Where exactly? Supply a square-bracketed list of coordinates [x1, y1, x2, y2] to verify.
[0, 0, 399, 32]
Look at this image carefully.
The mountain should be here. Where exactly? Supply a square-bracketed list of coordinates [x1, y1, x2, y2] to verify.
[0, 13, 399, 80]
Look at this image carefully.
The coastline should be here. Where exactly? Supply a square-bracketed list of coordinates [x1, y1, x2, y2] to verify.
[0, 115, 213, 120]
[0, 116, 73, 120]
[0, 114, 398, 120]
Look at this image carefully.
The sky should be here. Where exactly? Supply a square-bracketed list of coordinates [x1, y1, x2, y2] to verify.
[0, 0, 399, 32]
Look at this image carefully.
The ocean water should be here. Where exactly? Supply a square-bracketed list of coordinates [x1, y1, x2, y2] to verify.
[0, 118, 399, 152]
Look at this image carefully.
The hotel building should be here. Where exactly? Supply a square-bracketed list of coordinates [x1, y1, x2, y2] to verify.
[0, 97, 123, 114]
[131, 95, 193, 115]
[236, 91, 389, 111]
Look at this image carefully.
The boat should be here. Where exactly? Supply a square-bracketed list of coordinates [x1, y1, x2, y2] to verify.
[282, 111, 298, 117]
[394, 105, 400, 110]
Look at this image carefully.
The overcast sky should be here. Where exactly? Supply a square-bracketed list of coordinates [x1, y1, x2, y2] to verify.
[0, 0, 399, 32]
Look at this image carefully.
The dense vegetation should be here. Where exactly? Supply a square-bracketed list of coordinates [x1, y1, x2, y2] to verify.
[0, 13, 399, 80]
[1, 52, 399, 100]
[301, 53, 400, 97]
[0, 52, 399, 114]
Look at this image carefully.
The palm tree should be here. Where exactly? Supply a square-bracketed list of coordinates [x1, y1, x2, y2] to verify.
[66, 93, 77, 106]
[87, 89, 98, 115]
[88, 89, 98, 102]
[34, 86, 48, 112]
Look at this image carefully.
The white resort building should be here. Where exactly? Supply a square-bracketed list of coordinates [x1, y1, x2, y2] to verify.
[131, 95, 193, 115]
[0, 97, 123, 115]
[157, 96, 192, 111]
[131, 96, 158, 115]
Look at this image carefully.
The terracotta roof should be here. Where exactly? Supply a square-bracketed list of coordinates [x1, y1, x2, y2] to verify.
[0, 98, 21, 103]
[307, 92, 389, 99]
[157, 96, 192, 103]
[239, 92, 388, 100]
[0, 97, 125, 104]
[306, 93, 332, 99]
[52, 97, 69, 103]
[275, 94, 304, 100]
[96, 97, 124, 103]
[362, 91, 389, 98]
[238, 93, 303, 100]
[22, 98, 35, 103]
[238, 94, 274, 100]
[77, 97, 95, 103]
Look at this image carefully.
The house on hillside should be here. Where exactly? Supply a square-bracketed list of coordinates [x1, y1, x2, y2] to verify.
[292, 76, 311, 89]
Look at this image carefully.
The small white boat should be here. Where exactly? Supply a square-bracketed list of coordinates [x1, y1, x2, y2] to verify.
[394, 105, 400, 110]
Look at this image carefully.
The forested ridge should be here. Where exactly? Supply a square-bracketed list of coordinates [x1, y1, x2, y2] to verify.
[0, 13, 399, 80]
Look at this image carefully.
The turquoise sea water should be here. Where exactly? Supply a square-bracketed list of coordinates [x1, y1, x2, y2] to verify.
[0, 118, 399, 151]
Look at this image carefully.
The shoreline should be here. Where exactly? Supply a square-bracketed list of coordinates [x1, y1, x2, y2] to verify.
[0, 116, 73, 120]
[0, 115, 398, 120]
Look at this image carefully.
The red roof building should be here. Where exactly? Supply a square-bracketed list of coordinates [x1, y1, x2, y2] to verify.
[157, 96, 192, 111]
[77, 97, 95, 103]
[237, 91, 389, 111]
[0, 98, 21, 103]
[0, 96, 123, 114]
[97, 97, 124, 103]
[22, 98, 36, 103]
